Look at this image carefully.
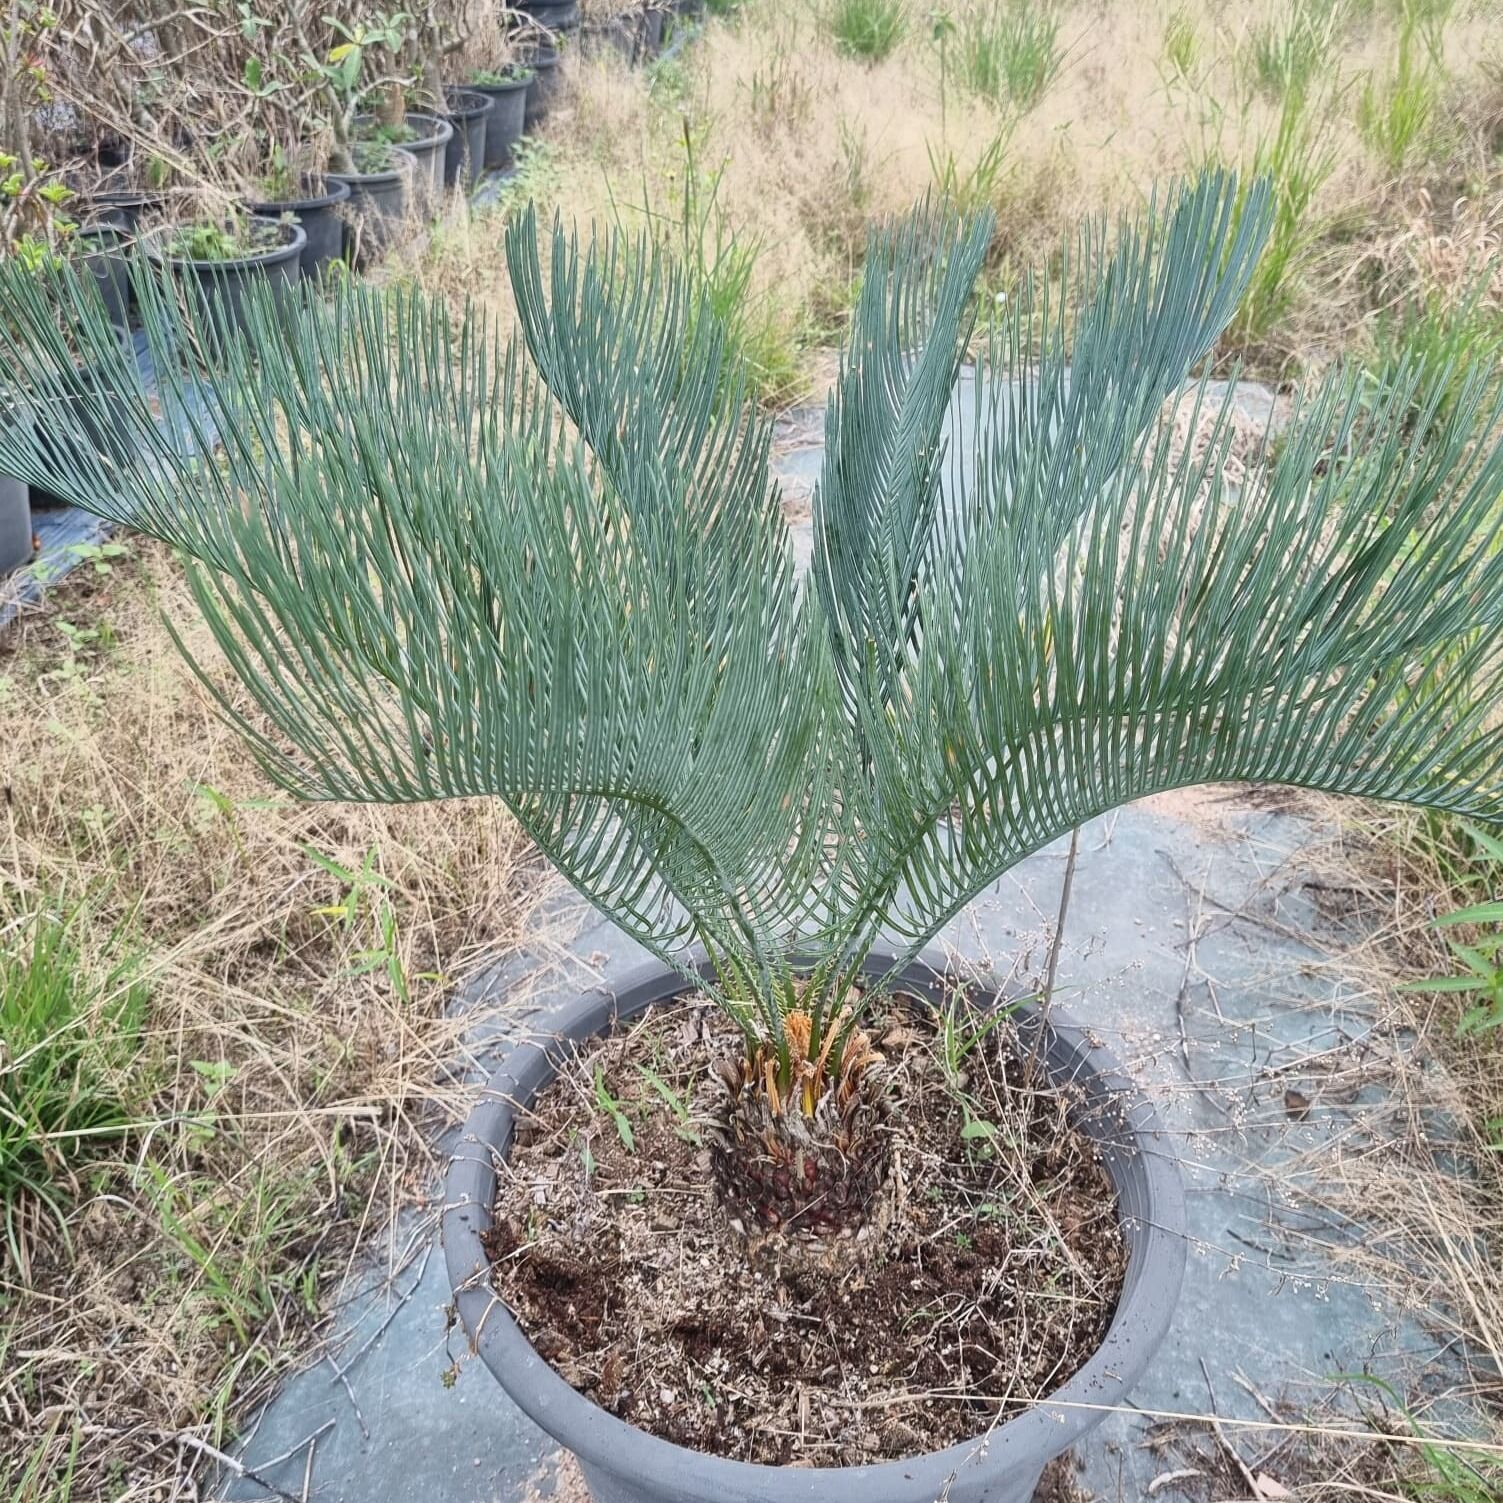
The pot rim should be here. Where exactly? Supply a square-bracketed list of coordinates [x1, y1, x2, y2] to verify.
[466, 69, 535, 92]
[353, 111, 455, 154]
[140, 215, 307, 271]
[69, 222, 127, 249]
[442, 87, 499, 119]
[244, 176, 353, 215]
[326, 147, 419, 189]
[87, 185, 164, 208]
[444, 950, 1187, 1500]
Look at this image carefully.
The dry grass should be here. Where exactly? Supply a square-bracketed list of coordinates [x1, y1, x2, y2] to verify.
[415, 0, 1503, 399]
[1283, 800, 1503, 1372]
[1194, 791, 1503, 1499]
[0, 542, 549, 1498]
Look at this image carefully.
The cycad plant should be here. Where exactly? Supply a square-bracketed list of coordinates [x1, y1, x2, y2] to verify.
[3, 173, 1503, 1234]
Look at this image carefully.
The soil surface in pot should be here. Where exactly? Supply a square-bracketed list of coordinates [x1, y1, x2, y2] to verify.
[160, 218, 286, 261]
[486, 991, 1126, 1466]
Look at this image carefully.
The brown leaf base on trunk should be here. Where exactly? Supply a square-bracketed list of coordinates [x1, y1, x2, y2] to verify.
[710, 1054, 893, 1237]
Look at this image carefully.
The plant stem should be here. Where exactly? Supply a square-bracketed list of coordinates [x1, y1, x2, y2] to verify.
[1042, 824, 1080, 1009]
[1027, 824, 1080, 1087]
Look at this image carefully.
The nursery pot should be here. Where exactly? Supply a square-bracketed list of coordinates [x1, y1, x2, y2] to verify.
[70, 224, 130, 328]
[523, 47, 564, 131]
[0, 469, 30, 574]
[585, 7, 664, 62]
[465, 75, 531, 169]
[517, 0, 581, 26]
[327, 150, 415, 270]
[142, 218, 304, 344]
[444, 953, 1187, 1503]
[354, 112, 453, 211]
[244, 177, 352, 282]
[84, 186, 165, 233]
[442, 89, 495, 188]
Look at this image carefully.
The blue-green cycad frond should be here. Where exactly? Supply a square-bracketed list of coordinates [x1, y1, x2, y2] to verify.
[0, 245, 837, 1036]
[0, 171, 1500, 1036]
[812, 198, 992, 725]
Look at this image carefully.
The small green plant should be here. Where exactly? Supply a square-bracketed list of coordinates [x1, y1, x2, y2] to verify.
[593, 1065, 636, 1151]
[40, 617, 114, 689]
[957, 0, 1062, 111]
[1357, 1, 1449, 171]
[937, 987, 1018, 1091]
[1242, 0, 1339, 101]
[469, 64, 533, 86]
[353, 117, 419, 146]
[1161, 8, 1199, 85]
[829, 0, 907, 62]
[1360, 278, 1503, 430]
[1338, 1373, 1503, 1502]
[65, 540, 126, 576]
[1401, 820, 1503, 1035]
[927, 130, 1011, 218]
[644, 123, 802, 401]
[142, 1159, 322, 1343]
[302, 844, 426, 1001]
[1227, 80, 1338, 344]
[636, 1064, 702, 1143]
[0, 154, 75, 272]
[0, 902, 146, 1273]
[747, 52, 814, 135]
[350, 139, 403, 174]
[30, 540, 128, 584]
[7, 1415, 80, 1503]
[164, 218, 272, 262]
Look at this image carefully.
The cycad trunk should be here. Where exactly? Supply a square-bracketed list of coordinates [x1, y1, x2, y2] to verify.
[711, 1035, 892, 1236]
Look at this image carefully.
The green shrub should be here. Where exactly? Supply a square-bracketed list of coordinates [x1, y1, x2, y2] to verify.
[1227, 81, 1338, 344]
[1243, 0, 1340, 100]
[0, 904, 146, 1270]
[829, 0, 907, 61]
[1161, 8, 1199, 84]
[958, 0, 1062, 111]
[1357, 0, 1449, 170]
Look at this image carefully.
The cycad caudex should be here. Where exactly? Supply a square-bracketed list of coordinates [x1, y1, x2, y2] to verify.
[3, 173, 1503, 1236]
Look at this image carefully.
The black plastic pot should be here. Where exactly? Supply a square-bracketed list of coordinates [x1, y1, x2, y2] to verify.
[523, 47, 563, 131]
[584, 6, 664, 61]
[465, 74, 532, 169]
[444, 953, 1187, 1503]
[70, 224, 130, 328]
[354, 112, 453, 210]
[244, 177, 352, 282]
[0, 468, 30, 574]
[85, 186, 165, 232]
[327, 150, 415, 269]
[142, 218, 304, 343]
[442, 89, 496, 188]
[517, 0, 581, 31]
